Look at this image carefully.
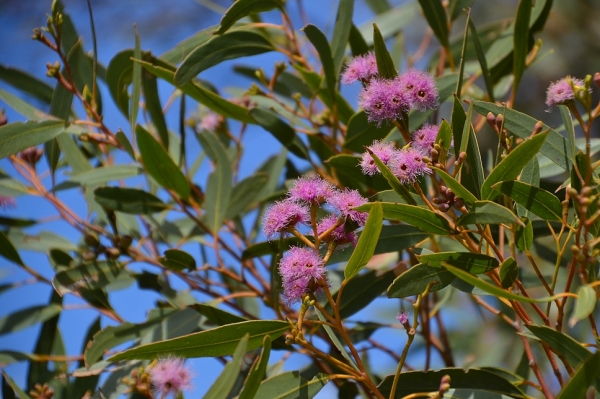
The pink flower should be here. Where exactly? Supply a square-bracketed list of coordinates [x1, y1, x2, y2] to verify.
[359, 141, 397, 175]
[396, 310, 409, 325]
[0, 196, 16, 209]
[197, 113, 219, 132]
[411, 124, 439, 154]
[288, 176, 334, 205]
[315, 214, 357, 246]
[545, 76, 584, 107]
[279, 247, 326, 304]
[262, 200, 310, 239]
[389, 148, 432, 184]
[326, 189, 368, 226]
[341, 52, 378, 85]
[148, 357, 193, 397]
[359, 78, 410, 126]
[396, 69, 439, 112]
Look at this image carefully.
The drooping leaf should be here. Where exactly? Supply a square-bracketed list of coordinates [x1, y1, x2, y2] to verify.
[106, 49, 134, 117]
[0, 65, 53, 104]
[331, 0, 355, 74]
[141, 56, 169, 147]
[416, 0, 450, 49]
[136, 125, 190, 199]
[358, 202, 452, 235]
[56, 133, 92, 173]
[7, 230, 77, 252]
[131, 29, 141, 133]
[0, 88, 54, 121]
[214, 0, 283, 35]
[492, 180, 562, 221]
[0, 231, 25, 266]
[203, 335, 249, 399]
[249, 108, 308, 159]
[387, 263, 455, 298]
[500, 257, 518, 289]
[158, 249, 197, 272]
[0, 305, 62, 337]
[417, 252, 499, 274]
[239, 335, 272, 399]
[197, 131, 233, 233]
[378, 368, 526, 398]
[569, 285, 597, 327]
[252, 371, 329, 399]
[94, 186, 168, 214]
[515, 217, 533, 251]
[473, 101, 572, 172]
[526, 325, 592, 369]
[0, 121, 66, 160]
[372, 23, 397, 79]
[512, 0, 532, 95]
[481, 132, 548, 200]
[457, 200, 521, 226]
[175, 31, 274, 85]
[344, 203, 383, 280]
[2, 372, 32, 399]
[109, 320, 288, 361]
[67, 165, 142, 187]
[468, 18, 495, 102]
[302, 24, 337, 99]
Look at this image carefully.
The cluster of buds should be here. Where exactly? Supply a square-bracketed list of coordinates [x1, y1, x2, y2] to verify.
[121, 364, 152, 398]
[81, 232, 132, 262]
[29, 383, 54, 399]
[567, 186, 599, 216]
[432, 186, 464, 213]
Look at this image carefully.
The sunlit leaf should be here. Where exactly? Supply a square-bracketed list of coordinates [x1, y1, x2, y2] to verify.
[203, 335, 249, 399]
[457, 200, 521, 226]
[253, 371, 329, 399]
[94, 186, 168, 214]
[0, 121, 65, 160]
[0, 305, 62, 337]
[417, 252, 499, 274]
[239, 335, 271, 399]
[388, 263, 455, 298]
[493, 180, 562, 221]
[158, 249, 197, 272]
[344, 202, 383, 280]
[358, 202, 452, 235]
[214, 0, 283, 35]
[569, 285, 597, 327]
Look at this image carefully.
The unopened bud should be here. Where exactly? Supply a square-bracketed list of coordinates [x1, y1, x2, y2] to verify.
[532, 120, 544, 135]
[84, 233, 99, 247]
[438, 203, 450, 212]
[495, 114, 504, 131]
[486, 112, 496, 129]
[117, 235, 133, 250]
[82, 250, 97, 262]
[32, 28, 42, 40]
[106, 247, 121, 259]
[453, 198, 464, 209]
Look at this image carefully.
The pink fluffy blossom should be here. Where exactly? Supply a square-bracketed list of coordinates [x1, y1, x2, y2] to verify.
[545, 76, 584, 107]
[288, 176, 334, 205]
[359, 141, 397, 175]
[279, 247, 326, 304]
[389, 148, 432, 184]
[396, 69, 439, 112]
[411, 124, 439, 154]
[326, 189, 369, 226]
[359, 78, 410, 126]
[341, 52, 378, 85]
[262, 200, 310, 238]
[315, 214, 357, 246]
[148, 357, 193, 397]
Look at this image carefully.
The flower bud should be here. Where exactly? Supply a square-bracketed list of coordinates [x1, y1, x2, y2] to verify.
[84, 233, 99, 247]
[106, 247, 121, 259]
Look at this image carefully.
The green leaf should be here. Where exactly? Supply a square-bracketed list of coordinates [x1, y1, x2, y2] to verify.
[500, 257, 518, 289]
[197, 132, 233, 233]
[175, 31, 274, 85]
[0, 88, 54, 121]
[0, 65, 53, 104]
[158, 249, 197, 272]
[131, 29, 142, 133]
[239, 335, 271, 399]
[515, 217, 533, 251]
[94, 186, 168, 214]
[559, 105, 576, 161]
[2, 372, 32, 399]
[441, 263, 561, 303]
[556, 351, 600, 399]
[448, 0, 475, 20]
[331, 0, 355, 74]
[569, 284, 597, 328]
[85, 308, 178, 366]
[512, 0, 532, 94]
[0, 304, 62, 336]
[116, 131, 135, 159]
[53, 260, 124, 295]
[387, 263, 455, 298]
[492, 180, 562, 221]
[136, 125, 190, 199]
[189, 304, 246, 326]
[302, 24, 336, 99]
[435, 119, 453, 152]
[142, 58, 169, 147]
[67, 165, 141, 187]
[44, 137, 61, 175]
[203, 334, 249, 399]
[327, 269, 397, 319]
[454, 11, 469, 99]
[359, 202, 452, 235]
[457, 200, 521, 226]
[344, 202, 383, 280]
[526, 325, 592, 369]
[368, 151, 416, 205]
[161, 25, 219, 64]
[0, 121, 66, 160]
[481, 132, 548, 200]
[378, 368, 526, 398]
[343, 111, 394, 152]
[349, 24, 370, 56]
[8, 230, 77, 252]
[253, 371, 329, 399]
[417, 252, 499, 274]
[109, 320, 288, 361]
[0, 216, 36, 227]
[0, 230, 25, 266]
[372, 23, 397, 79]
[468, 18, 495, 102]
[136, 59, 255, 124]
[314, 306, 359, 370]
[225, 173, 268, 219]
[417, 0, 450, 49]
[214, 0, 283, 35]
[56, 133, 92, 173]
[242, 237, 305, 261]
[473, 101, 572, 171]
[106, 50, 134, 117]
[453, 98, 484, 199]
[432, 166, 477, 206]
[249, 108, 308, 159]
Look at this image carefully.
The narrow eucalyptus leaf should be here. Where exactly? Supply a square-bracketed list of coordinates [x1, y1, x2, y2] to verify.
[214, 0, 283, 35]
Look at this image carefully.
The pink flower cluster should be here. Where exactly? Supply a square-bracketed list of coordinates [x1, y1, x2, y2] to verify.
[261, 176, 370, 304]
[148, 357, 193, 397]
[545, 76, 589, 108]
[359, 124, 439, 184]
[342, 53, 439, 126]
